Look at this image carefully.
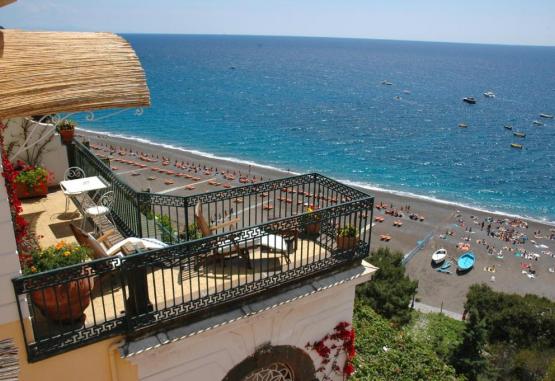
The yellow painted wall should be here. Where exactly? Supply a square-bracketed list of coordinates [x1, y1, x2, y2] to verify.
[0, 320, 138, 381]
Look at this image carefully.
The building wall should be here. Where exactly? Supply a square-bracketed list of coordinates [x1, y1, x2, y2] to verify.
[126, 280, 361, 381]
[0, 142, 136, 381]
[0, 159, 22, 325]
[3, 117, 69, 185]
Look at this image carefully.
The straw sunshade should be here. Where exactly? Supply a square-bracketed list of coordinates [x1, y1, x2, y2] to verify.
[0, 29, 150, 119]
[0, 0, 16, 8]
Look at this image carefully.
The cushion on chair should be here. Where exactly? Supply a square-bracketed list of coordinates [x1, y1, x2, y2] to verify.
[69, 223, 109, 259]
[105, 237, 167, 256]
[85, 205, 110, 216]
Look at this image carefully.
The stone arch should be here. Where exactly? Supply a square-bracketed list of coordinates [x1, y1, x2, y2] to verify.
[222, 344, 316, 381]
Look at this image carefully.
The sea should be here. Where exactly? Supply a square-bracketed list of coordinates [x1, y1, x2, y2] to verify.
[78, 34, 555, 223]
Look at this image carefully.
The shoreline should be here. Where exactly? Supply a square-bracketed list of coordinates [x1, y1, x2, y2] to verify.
[77, 127, 555, 227]
[77, 128, 555, 313]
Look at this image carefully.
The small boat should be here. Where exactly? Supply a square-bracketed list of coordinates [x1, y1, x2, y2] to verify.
[513, 132, 525, 138]
[437, 261, 452, 273]
[463, 97, 476, 104]
[504, 125, 513, 130]
[381, 80, 393, 86]
[533, 120, 544, 126]
[458, 123, 468, 128]
[432, 248, 447, 264]
[511, 143, 523, 149]
[403, 89, 411, 94]
[540, 113, 554, 119]
[483, 91, 496, 98]
[457, 252, 475, 271]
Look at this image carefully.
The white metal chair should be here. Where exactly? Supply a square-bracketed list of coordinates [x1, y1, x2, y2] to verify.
[81, 191, 114, 232]
[61, 166, 86, 213]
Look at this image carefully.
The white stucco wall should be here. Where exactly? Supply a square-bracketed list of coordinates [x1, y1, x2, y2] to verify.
[3, 117, 69, 185]
[126, 264, 375, 381]
[0, 161, 24, 324]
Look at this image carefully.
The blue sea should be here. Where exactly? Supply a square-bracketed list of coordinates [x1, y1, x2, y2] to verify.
[79, 34, 555, 223]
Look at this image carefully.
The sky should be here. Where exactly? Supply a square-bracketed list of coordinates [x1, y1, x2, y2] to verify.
[1, 0, 554, 46]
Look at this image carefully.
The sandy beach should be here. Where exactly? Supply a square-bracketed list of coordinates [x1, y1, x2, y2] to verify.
[77, 129, 555, 314]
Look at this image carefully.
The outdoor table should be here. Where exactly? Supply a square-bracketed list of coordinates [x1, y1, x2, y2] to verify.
[60, 175, 109, 195]
[60, 175, 109, 212]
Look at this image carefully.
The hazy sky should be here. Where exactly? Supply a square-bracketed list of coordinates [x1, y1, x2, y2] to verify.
[1, 0, 554, 46]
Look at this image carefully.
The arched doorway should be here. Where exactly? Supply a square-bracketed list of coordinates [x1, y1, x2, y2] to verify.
[222, 345, 316, 381]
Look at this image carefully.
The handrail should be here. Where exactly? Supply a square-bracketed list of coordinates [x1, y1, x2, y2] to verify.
[13, 140, 374, 362]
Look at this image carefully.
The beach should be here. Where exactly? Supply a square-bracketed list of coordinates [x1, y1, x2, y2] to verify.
[77, 129, 555, 314]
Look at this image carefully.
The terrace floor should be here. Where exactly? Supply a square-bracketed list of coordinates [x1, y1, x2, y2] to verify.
[21, 188, 82, 248]
[21, 189, 333, 341]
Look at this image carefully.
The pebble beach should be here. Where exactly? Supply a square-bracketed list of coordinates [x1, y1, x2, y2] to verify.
[78, 130, 555, 313]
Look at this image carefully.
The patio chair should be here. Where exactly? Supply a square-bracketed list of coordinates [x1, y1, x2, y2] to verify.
[70, 223, 167, 260]
[194, 203, 289, 268]
[81, 191, 114, 232]
[61, 166, 85, 213]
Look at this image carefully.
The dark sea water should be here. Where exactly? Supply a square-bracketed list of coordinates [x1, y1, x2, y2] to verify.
[79, 34, 555, 222]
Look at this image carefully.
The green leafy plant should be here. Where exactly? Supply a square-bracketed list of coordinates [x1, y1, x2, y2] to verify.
[15, 163, 49, 190]
[155, 214, 176, 243]
[57, 119, 76, 131]
[356, 247, 418, 326]
[186, 223, 202, 240]
[352, 303, 462, 380]
[338, 225, 358, 237]
[24, 241, 90, 275]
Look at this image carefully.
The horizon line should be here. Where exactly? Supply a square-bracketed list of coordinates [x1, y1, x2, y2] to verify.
[120, 32, 555, 48]
[4, 26, 554, 48]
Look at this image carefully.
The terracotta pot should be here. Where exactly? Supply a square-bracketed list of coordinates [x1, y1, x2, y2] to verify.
[305, 222, 321, 234]
[15, 181, 48, 199]
[59, 129, 75, 144]
[31, 277, 93, 323]
[336, 235, 359, 251]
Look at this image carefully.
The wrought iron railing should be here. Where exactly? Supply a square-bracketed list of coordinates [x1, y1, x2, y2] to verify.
[13, 141, 374, 362]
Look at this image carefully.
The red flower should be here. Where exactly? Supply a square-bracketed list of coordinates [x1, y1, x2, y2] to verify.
[343, 362, 355, 376]
[0, 122, 31, 267]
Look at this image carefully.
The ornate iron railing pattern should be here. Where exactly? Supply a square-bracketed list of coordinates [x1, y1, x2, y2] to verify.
[13, 141, 374, 362]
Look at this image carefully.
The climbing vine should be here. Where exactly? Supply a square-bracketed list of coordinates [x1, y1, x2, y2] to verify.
[306, 321, 356, 380]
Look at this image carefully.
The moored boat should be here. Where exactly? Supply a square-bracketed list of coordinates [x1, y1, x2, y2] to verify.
[432, 248, 447, 264]
[381, 80, 393, 86]
[513, 132, 525, 138]
[511, 143, 523, 149]
[483, 91, 496, 98]
[458, 123, 468, 128]
[463, 97, 476, 104]
[504, 125, 513, 130]
[540, 113, 554, 119]
[457, 252, 475, 271]
[533, 120, 544, 126]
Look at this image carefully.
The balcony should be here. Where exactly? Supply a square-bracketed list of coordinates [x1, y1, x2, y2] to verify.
[13, 140, 374, 362]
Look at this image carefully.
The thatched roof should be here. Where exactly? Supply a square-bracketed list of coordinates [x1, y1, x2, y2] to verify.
[0, 0, 16, 8]
[0, 29, 150, 119]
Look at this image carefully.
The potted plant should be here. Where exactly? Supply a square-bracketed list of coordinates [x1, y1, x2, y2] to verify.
[14, 162, 50, 199]
[57, 119, 76, 144]
[25, 241, 92, 323]
[305, 206, 321, 234]
[336, 225, 359, 250]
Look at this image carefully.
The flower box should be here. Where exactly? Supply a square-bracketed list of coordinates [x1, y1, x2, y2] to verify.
[336, 235, 358, 250]
[32, 277, 93, 323]
[15, 180, 48, 199]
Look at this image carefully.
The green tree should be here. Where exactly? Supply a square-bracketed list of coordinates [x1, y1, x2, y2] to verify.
[451, 308, 488, 381]
[356, 247, 418, 326]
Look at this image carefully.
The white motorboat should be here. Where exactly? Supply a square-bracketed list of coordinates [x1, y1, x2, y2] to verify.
[432, 248, 447, 264]
[483, 91, 496, 98]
